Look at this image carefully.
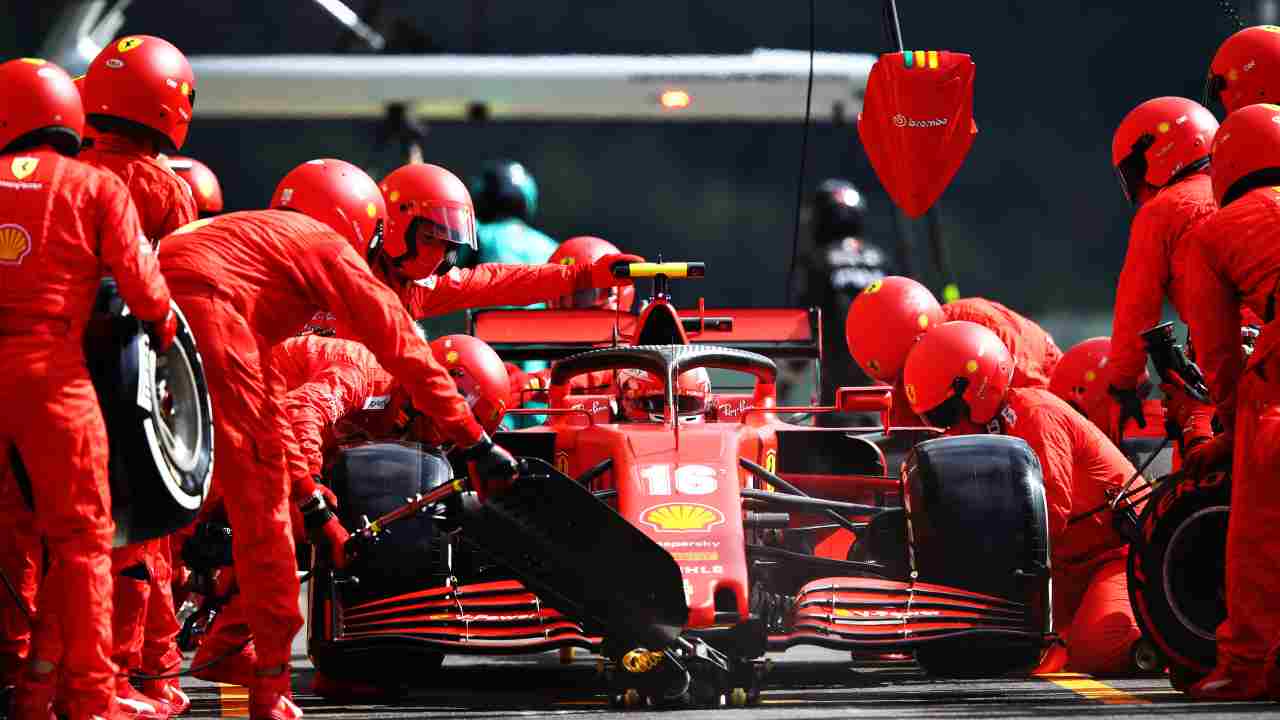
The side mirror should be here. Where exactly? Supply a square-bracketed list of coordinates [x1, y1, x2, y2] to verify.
[835, 386, 894, 430]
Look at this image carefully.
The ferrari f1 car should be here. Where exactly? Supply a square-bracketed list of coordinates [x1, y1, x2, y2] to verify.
[308, 263, 1052, 705]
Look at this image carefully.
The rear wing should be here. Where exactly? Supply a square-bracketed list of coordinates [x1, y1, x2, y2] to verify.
[469, 306, 821, 362]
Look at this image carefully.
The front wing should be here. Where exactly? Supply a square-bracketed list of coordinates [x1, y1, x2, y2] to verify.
[310, 573, 1044, 662]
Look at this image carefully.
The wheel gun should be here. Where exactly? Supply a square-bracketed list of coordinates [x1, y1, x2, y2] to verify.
[1141, 321, 1211, 404]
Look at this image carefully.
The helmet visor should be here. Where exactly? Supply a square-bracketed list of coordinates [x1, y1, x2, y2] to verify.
[632, 393, 707, 417]
[412, 205, 477, 251]
[1114, 139, 1152, 206]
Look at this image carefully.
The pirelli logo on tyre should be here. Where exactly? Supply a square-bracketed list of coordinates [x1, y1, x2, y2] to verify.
[641, 503, 725, 533]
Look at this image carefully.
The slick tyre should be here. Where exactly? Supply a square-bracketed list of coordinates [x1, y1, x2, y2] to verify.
[87, 280, 213, 546]
[903, 435, 1050, 677]
[1127, 469, 1230, 678]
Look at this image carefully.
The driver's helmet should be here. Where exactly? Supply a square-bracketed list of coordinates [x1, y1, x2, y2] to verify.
[618, 368, 711, 423]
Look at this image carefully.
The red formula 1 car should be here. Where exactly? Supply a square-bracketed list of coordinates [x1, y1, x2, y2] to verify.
[308, 263, 1051, 706]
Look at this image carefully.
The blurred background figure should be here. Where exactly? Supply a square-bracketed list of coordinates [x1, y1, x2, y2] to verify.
[788, 179, 897, 424]
[471, 160, 558, 427]
[470, 159, 557, 270]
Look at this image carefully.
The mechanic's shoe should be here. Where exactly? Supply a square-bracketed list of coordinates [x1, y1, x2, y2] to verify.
[142, 677, 190, 716]
[311, 671, 405, 701]
[250, 669, 301, 720]
[191, 639, 258, 688]
[1185, 662, 1269, 701]
[114, 679, 170, 719]
[9, 666, 56, 720]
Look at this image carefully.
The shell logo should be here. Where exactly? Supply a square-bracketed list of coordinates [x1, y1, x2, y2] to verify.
[0, 225, 32, 265]
[641, 503, 725, 533]
[445, 350, 460, 364]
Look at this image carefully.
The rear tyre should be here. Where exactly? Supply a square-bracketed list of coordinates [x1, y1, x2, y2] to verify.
[1127, 469, 1229, 678]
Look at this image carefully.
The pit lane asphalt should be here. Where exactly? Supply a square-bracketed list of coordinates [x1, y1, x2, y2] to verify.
[180, 605, 1278, 719]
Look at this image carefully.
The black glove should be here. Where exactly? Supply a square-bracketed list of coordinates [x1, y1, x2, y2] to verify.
[459, 432, 519, 499]
[1107, 384, 1147, 439]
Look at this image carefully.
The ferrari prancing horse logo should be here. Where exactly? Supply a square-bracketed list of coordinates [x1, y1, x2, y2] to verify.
[10, 157, 38, 180]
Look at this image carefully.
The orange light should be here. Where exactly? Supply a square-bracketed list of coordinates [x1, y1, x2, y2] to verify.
[659, 89, 692, 110]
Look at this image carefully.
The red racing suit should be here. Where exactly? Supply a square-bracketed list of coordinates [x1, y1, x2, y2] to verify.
[80, 133, 197, 246]
[1106, 174, 1217, 390]
[1183, 186, 1280, 686]
[82, 130, 198, 684]
[273, 335, 397, 482]
[305, 262, 606, 338]
[889, 298, 1062, 426]
[159, 208, 483, 674]
[0, 462, 38, 688]
[0, 148, 171, 716]
[994, 388, 1141, 674]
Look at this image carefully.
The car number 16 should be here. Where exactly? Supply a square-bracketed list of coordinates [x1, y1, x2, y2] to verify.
[642, 464, 718, 496]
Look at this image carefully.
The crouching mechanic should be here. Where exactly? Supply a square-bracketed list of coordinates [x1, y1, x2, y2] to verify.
[158, 158, 518, 720]
[1050, 337, 1164, 438]
[0, 57, 177, 720]
[1174, 103, 1280, 700]
[844, 275, 1062, 427]
[191, 333, 509, 697]
[301, 163, 641, 339]
[80, 34, 199, 716]
[1103, 97, 1221, 445]
[902, 322, 1142, 675]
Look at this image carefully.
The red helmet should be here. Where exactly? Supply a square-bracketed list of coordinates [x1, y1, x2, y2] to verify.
[618, 368, 711, 423]
[378, 163, 477, 280]
[83, 35, 195, 153]
[0, 58, 83, 156]
[547, 236, 636, 311]
[1207, 26, 1280, 113]
[1209, 103, 1280, 206]
[429, 335, 510, 434]
[845, 276, 945, 382]
[271, 159, 387, 258]
[1111, 97, 1217, 206]
[167, 156, 223, 215]
[902, 321, 1013, 427]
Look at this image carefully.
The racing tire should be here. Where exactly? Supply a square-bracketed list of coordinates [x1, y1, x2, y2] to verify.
[904, 435, 1050, 606]
[903, 435, 1050, 677]
[325, 441, 454, 594]
[86, 280, 213, 547]
[1127, 468, 1229, 678]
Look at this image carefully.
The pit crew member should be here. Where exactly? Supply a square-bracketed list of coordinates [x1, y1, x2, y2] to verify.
[902, 321, 1142, 675]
